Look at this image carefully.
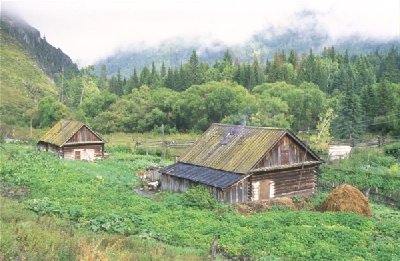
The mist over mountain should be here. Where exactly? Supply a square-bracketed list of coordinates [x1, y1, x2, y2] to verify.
[0, 9, 79, 80]
[96, 21, 399, 78]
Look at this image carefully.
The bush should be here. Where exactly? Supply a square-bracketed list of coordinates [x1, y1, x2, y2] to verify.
[106, 144, 132, 154]
[182, 185, 217, 209]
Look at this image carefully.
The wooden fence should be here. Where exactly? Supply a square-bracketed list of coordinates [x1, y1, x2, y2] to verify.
[317, 180, 400, 208]
[330, 137, 400, 148]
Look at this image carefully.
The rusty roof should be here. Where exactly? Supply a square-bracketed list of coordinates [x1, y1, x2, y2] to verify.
[39, 119, 104, 147]
[179, 124, 288, 174]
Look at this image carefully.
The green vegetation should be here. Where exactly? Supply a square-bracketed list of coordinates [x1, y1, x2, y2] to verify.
[320, 148, 400, 193]
[1, 143, 399, 260]
[0, 197, 208, 260]
[2, 16, 400, 140]
[0, 31, 58, 126]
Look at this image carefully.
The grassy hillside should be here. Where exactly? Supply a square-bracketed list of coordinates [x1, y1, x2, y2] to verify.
[1, 143, 399, 260]
[0, 30, 58, 126]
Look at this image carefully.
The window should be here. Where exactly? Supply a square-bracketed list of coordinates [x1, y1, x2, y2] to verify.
[74, 150, 81, 160]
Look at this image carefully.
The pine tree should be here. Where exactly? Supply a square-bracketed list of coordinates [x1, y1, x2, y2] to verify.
[140, 66, 150, 86]
[288, 50, 299, 72]
[333, 66, 364, 139]
[99, 64, 108, 90]
[150, 61, 159, 87]
[222, 50, 233, 66]
[188, 50, 199, 86]
[360, 84, 376, 131]
[268, 52, 282, 83]
[376, 78, 394, 116]
[109, 75, 117, 95]
[280, 50, 287, 62]
[161, 62, 166, 78]
[384, 46, 400, 83]
[253, 54, 262, 86]
[132, 67, 139, 89]
[115, 68, 123, 96]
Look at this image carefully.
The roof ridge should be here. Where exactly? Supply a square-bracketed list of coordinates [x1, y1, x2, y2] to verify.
[212, 123, 286, 130]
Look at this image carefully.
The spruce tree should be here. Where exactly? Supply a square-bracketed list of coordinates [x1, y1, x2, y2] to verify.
[384, 46, 400, 83]
[99, 64, 108, 90]
[376, 78, 394, 116]
[333, 66, 364, 139]
[268, 52, 282, 83]
[116, 68, 123, 96]
[288, 50, 299, 72]
[132, 67, 139, 89]
[188, 50, 200, 86]
[161, 62, 167, 78]
[360, 84, 376, 131]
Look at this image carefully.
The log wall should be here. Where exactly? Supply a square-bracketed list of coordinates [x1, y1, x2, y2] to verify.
[256, 136, 314, 169]
[251, 166, 318, 199]
[161, 174, 249, 203]
[63, 144, 103, 160]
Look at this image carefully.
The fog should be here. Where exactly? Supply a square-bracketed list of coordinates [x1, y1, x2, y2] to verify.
[2, 0, 399, 66]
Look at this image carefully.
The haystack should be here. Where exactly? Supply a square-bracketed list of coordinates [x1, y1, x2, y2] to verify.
[320, 184, 371, 217]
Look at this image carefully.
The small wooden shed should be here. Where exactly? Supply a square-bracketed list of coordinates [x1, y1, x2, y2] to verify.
[160, 124, 322, 203]
[37, 119, 105, 160]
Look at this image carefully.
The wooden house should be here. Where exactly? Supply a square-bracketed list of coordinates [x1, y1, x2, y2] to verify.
[160, 124, 322, 203]
[37, 119, 105, 160]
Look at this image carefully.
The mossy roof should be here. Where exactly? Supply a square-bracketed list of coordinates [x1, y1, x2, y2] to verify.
[39, 119, 104, 147]
[179, 124, 287, 174]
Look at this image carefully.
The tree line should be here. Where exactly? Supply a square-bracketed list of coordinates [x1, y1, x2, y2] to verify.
[31, 46, 400, 139]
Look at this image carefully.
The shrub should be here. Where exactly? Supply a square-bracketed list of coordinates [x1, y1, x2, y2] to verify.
[182, 185, 217, 209]
[106, 144, 132, 154]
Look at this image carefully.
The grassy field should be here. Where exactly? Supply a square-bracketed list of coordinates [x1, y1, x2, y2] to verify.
[1, 142, 399, 260]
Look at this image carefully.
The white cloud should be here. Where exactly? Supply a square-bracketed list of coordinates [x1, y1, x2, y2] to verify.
[2, 0, 399, 66]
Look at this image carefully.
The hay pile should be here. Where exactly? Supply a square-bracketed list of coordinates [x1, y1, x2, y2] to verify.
[320, 184, 371, 217]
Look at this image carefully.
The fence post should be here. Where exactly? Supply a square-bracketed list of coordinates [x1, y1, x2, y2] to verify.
[211, 234, 219, 261]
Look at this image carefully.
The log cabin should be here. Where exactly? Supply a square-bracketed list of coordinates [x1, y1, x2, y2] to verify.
[160, 124, 322, 203]
[37, 119, 105, 161]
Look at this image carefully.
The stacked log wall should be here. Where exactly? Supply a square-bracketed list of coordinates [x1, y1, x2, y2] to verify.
[63, 144, 103, 160]
[252, 166, 317, 198]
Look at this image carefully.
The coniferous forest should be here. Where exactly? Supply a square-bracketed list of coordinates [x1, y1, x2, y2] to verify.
[22, 47, 400, 140]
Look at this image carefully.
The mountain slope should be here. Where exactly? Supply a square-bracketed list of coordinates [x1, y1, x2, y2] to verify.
[0, 26, 59, 126]
[0, 11, 79, 80]
[96, 28, 400, 78]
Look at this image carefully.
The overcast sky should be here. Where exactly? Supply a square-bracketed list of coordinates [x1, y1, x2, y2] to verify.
[2, 0, 399, 66]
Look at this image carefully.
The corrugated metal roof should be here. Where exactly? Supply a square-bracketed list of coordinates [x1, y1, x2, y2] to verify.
[179, 124, 286, 174]
[161, 163, 246, 189]
[39, 119, 103, 147]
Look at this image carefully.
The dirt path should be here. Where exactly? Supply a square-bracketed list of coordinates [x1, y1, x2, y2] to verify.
[133, 187, 154, 198]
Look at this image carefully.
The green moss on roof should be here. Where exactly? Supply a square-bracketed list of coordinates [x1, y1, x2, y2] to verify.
[179, 124, 286, 174]
[39, 119, 85, 147]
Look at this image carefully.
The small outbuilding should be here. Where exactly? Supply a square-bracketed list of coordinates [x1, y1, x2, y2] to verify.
[160, 124, 322, 203]
[37, 119, 105, 161]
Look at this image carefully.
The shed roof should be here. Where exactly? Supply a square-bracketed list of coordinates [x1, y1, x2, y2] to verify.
[39, 119, 104, 147]
[179, 123, 321, 174]
[161, 163, 246, 189]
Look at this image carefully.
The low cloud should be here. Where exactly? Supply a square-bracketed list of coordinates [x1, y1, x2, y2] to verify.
[2, 0, 399, 66]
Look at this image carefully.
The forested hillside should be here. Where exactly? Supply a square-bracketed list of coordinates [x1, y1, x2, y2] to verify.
[53, 47, 400, 141]
[96, 25, 400, 77]
[1, 13, 399, 141]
